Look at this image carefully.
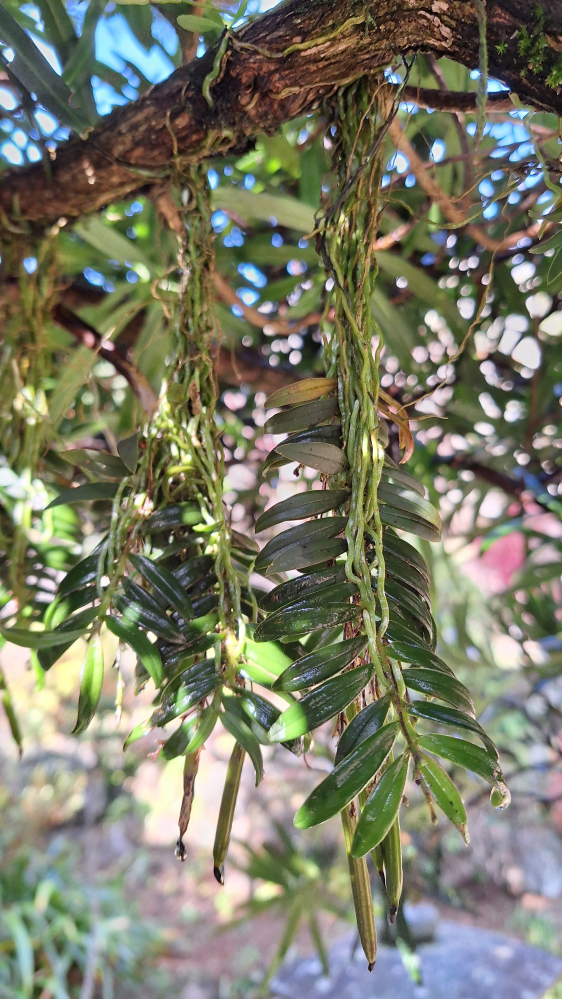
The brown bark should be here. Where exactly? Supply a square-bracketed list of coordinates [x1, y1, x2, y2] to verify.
[1, 0, 561, 227]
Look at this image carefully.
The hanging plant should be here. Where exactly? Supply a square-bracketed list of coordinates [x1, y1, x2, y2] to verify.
[248, 80, 510, 968]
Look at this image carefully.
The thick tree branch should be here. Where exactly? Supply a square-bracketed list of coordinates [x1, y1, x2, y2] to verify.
[1, 0, 561, 227]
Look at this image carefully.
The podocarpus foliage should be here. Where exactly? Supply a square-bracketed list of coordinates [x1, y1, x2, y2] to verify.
[0, 81, 511, 972]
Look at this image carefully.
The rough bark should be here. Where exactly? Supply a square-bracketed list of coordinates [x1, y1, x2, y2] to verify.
[1, 0, 561, 227]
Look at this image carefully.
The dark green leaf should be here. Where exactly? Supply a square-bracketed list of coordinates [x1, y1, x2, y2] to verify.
[386, 639, 455, 675]
[173, 554, 215, 589]
[265, 378, 337, 409]
[161, 716, 198, 760]
[58, 554, 102, 598]
[176, 13, 222, 32]
[255, 489, 349, 533]
[269, 537, 347, 575]
[273, 635, 368, 692]
[383, 531, 429, 580]
[407, 701, 497, 757]
[45, 482, 119, 509]
[130, 554, 193, 621]
[59, 449, 130, 478]
[268, 664, 371, 741]
[106, 615, 163, 687]
[294, 721, 399, 829]
[255, 517, 347, 571]
[276, 441, 348, 475]
[37, 606, 99, 670]
[260, 563, 346, 613]
[161, 613, 219, 661]
[242, 638, 292, 686]
[403, 668, 475, 716]
[143, 502, 202, 533]
[335, 693, 392, 763]
[264, 398, 340, 434]
[72, 634, 104, 735]
[351, 753, 409, 858]
[0, 625, 88, 650]
[418, 734, 509, 801]
[184, 705, 219, 755]
[254, 583, 358, 642]
[112, 594, 183, 644]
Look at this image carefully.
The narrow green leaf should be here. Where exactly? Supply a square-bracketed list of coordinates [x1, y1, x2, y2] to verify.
[0, 625, 87, 650]
[242, 637, 292, 686]
[277, 441, 348, 475]
[403, 669, 475, 716]
[419, 756, 469, 842]
[351, 753, 409, 858]
[268, 664, 371, 742]
[72, 633, 104, 735]
[255, 516, 347, 571]
[418, 734, 509, 804]
[106, 615, 163, 687]
[268, 537, 348, 575]
[112, 593, 183, 643]
[221, 708, 264, 786]
[386, 639, 455, 676]
[123, 718, 153, 749]
[213, 188, 317, 234]
[295, 721, 399, 829]
[183, 705, 219, 755]
[161, 716, 198, 760]
[529, 228, 562, 254]
[74, 217, 151, 267]
[45, 482, 119, 509]
[335, 693, 392, 763]
[58, 553, 102, 598]
[255, 489, 349, 534]
[380, 506, 441, 542]
[3, 910, 34, 996]
[59, 448, 130, 478]
[143, 502, 202, 533]
[273, 635, 368, 692]
[154, 672, 222, 726]
[177, 13, 222, 32]
[383, 531, 429, 580]
[173, 554, 215, 589]
[254, 586, 357, 642]
[0, 666, 22, 754]
[130, 554, 193, 621]
[37, 606, 99, 670]
[264, 397, 339, 434]
[0, 5, 88, 132]
[407, 701, 497, 757]
[260, 563, 347, 613]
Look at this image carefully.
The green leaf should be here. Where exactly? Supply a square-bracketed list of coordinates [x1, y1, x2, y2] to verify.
[277, 441, 348, 476]
[173, 554, 215, 589]
[3, 910, 34, 997]
[106, 615, 163, 687]
[0, 5, 89, 132]
[45, 482, 119, 509]
[266, 378, 338, 409]
[351, 753, 409, 858]
[162, 613, 219, 660]
[385, 579, 433, 635]
[255, 489, 349, 534]
[144, 502, 202, 533]
[383, 531, 429, 580]
[161, 716, 198, 760]
[221, 707, 264, 785]
[419, 756, 469, 842]
[255, 517, 347, 572]
[59, 448, 130, 479]
[0, 666, 22, 754]
[295, 721, 399, 829]
[335, 693, 392, 764]
[285, 424, 342, 448]
[57, 554, 101, 600]
[130, 554, 193, 621]
[212, 189, 317, 234]
[386, 639, 455, 676]
[273, 635, 368, 692]
[264, 398, 339, 434]
[402, 668, 475, 716]
[0, 625, 88, 650]
[529, 228, 562, 254]
[112, 593, 183, 643]
[72, 633, 104, 735]
[122, 576, 167, 616]
[74, 218, 151, 267]
[268, 664, 371, 742]
[117, 432, 140, 472]
[407, 701, 497, 756]
[380, 506, 441, 542]
[183, 705, 219, 755]
[242, 637, 292, 686]
[381, 464, 426, 498]
[124, 718, 153, 749]
[260, 563, 347, 613]
[254, 584, 357, 642]
[418, 734, 509, 804]
[37, 606, 99, 670]
[154, 671, 222, 726]
[268, 537, 348, 575]
[177, 13, 222, 32]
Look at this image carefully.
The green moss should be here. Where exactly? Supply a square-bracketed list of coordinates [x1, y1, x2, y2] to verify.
[514, 4, 562, 90]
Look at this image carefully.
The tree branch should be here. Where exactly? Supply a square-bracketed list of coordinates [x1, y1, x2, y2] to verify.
[1, 0, 561, 227]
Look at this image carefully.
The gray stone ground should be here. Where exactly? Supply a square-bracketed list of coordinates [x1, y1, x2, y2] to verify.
[271, 922, 562, 999]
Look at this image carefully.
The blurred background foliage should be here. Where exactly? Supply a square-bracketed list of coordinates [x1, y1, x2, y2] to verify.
[3, 0, 562, 993]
